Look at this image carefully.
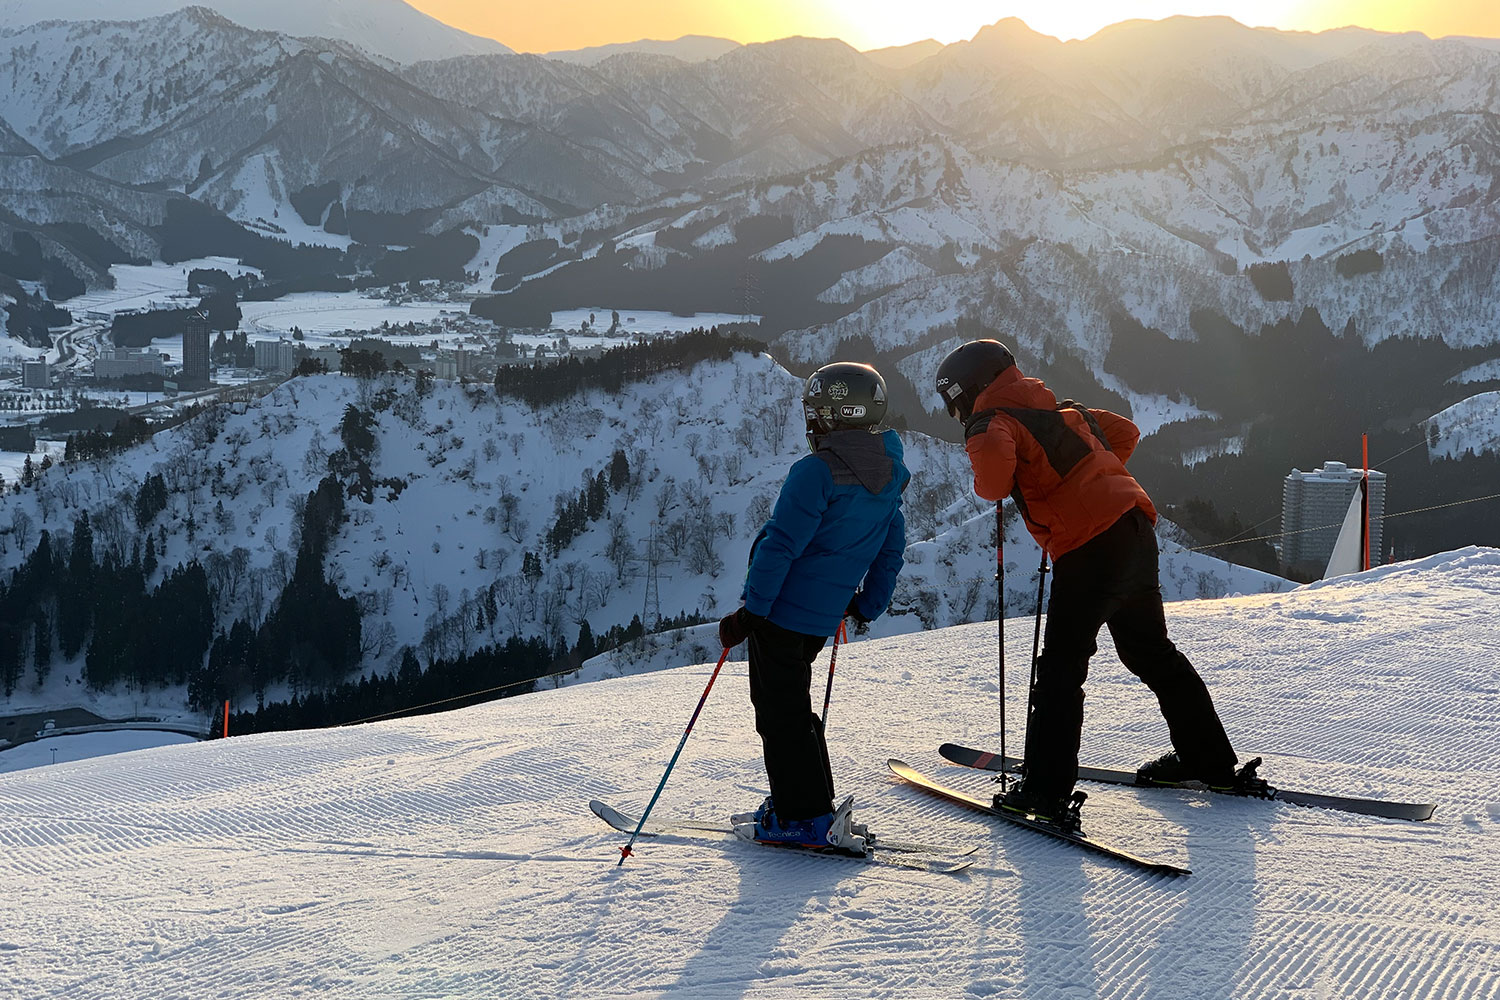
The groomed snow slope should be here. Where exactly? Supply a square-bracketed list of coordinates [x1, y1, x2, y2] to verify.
[2, 550, 1498, 998]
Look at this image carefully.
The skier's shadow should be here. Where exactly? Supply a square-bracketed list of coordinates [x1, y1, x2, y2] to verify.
[1135, 793, 1259, 998]
[663, 856, 842, 999]
[1014, 844, 1099, 997]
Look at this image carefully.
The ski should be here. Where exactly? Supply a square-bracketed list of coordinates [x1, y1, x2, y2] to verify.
[886, 758, 1191, 877]
[589, 799, 976, 874]
[938, 743, 1437, 822]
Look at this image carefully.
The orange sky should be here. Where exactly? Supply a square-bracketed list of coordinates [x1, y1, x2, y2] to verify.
[406, 1, 1500, 53]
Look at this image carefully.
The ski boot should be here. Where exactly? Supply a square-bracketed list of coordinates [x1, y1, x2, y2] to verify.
[745, 806, 834, 849]
[730, 796, 774, 827]
[995, 779, 1086, 833]
[1136, 750, 1235, 790]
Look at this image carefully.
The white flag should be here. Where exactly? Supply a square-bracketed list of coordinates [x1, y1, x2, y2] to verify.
[1324, 481, 1366, 578]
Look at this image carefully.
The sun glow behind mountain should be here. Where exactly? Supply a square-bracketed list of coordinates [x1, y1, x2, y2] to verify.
[408, 0, 1500, 52]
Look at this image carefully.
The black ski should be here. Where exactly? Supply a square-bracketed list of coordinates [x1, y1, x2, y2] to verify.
[886, 759, 1191, 877]
[589, 799, 976, 874]
[938, 743, 1437, 822]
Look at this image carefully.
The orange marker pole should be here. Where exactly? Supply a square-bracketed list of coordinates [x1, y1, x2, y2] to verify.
[223, 700, 230, 739]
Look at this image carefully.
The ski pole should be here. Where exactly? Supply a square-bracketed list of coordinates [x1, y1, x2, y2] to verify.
[996, 504, 1008, 791]
[617, 646, 732, 865]
[820, 619, 847, 726]
[1024, 552, 1049, 732]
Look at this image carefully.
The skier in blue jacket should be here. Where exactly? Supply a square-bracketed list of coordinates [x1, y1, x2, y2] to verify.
[718, 361, 908, 853]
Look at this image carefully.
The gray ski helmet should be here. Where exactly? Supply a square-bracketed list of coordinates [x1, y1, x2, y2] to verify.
[803, 362, 888, 441]
[934, 339, 1016, 420]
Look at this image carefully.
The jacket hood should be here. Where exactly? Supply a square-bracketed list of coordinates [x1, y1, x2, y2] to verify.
[815, 429, 894, 494]
[973, 367, 1057, 412]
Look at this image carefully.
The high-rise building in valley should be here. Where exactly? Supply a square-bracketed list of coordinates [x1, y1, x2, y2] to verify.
[1281, 461, 1387, 575]
[182, 311, 211, 385]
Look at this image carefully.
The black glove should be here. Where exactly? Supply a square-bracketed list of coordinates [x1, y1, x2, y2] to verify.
[718, 607, 763, 649]
[844, 596, 870, 625]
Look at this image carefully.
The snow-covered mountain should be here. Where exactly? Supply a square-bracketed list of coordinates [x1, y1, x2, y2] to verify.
[0, 354, 1283, 720]
[542, 35, 741, 66]
[0, 9, 651, 233]
[3, 548, 1497, 997]
[0, 0, 511, 63]
[6, 13, 1500, 575]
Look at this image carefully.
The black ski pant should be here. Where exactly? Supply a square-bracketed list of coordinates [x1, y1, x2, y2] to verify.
[1022, 507, 1237, 802]
[747, 619, 836, 822]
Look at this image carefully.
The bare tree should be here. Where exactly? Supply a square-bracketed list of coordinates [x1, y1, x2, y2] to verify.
[11, 508, 33, 551]
[569, 568, 599, 625]
[34, 484, 56, 523]
[696, 453, 719, 485]
[723, 452, 744, 485]
[456, 588, 474, 652]
[586, 570, 613, 610]
[654, 478, 677, 520]
[498, 491, 525, 543]
[687, 519, 724, 577]
[734, 418, 758, 454]
[496, 576, 532, 635]
[539, 573, 567, 641]
[665, 517, 689, 558]
[764, 398, 792, 454]
[606, 516, 634, 581]
[745, 491, 773, 534]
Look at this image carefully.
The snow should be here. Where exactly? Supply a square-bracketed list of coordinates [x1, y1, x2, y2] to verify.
[0, 438, 63, 490]
[546, 307, 755, 335]
[0, 730, 196, 774]
[63, 259, 262, 317]
[2, 549, 1498, 997]
[220, 153, 353, 250]
[0, 354, 1283, 730]
[0, 0, 511, 64]
[239, 293, 463, 337]
[1425, 391, 1500, 459]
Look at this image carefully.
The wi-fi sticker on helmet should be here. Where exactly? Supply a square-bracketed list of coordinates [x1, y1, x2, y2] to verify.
[839, 404, 867, 418]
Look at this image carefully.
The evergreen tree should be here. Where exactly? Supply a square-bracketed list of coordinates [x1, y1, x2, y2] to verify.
[609, 449, 630, 491]
[33, 610, 51, 685]
[58, 513, 94, 658]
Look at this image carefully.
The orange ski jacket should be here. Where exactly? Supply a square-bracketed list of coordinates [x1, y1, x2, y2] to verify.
[963, 367, 1156, 560]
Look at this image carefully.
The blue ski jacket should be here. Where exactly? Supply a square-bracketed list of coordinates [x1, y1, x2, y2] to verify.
[742, 428, 908, 637]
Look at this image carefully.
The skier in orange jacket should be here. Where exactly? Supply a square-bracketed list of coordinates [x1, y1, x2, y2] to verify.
[936, 339, 1239, 828]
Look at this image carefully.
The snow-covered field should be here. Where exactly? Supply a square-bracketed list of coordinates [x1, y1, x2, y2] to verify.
[239, 294, 464, 338]
[0, 730, 195, 774]
[2, 549, 1496, 999]
[547, 307, 755, 335]
[63, 259, 261, 317]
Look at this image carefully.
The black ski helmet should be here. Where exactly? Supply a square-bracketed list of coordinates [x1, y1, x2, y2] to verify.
[934, 339, 1016, 420]
[803, 361, 888, 444]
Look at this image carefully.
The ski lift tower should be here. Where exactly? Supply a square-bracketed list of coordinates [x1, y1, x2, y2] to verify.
[630, 520, 675, 632]
[736, 268, 760, 326]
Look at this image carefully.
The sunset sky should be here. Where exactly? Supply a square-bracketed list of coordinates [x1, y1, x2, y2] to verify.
[405, 1, 1500, 53]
